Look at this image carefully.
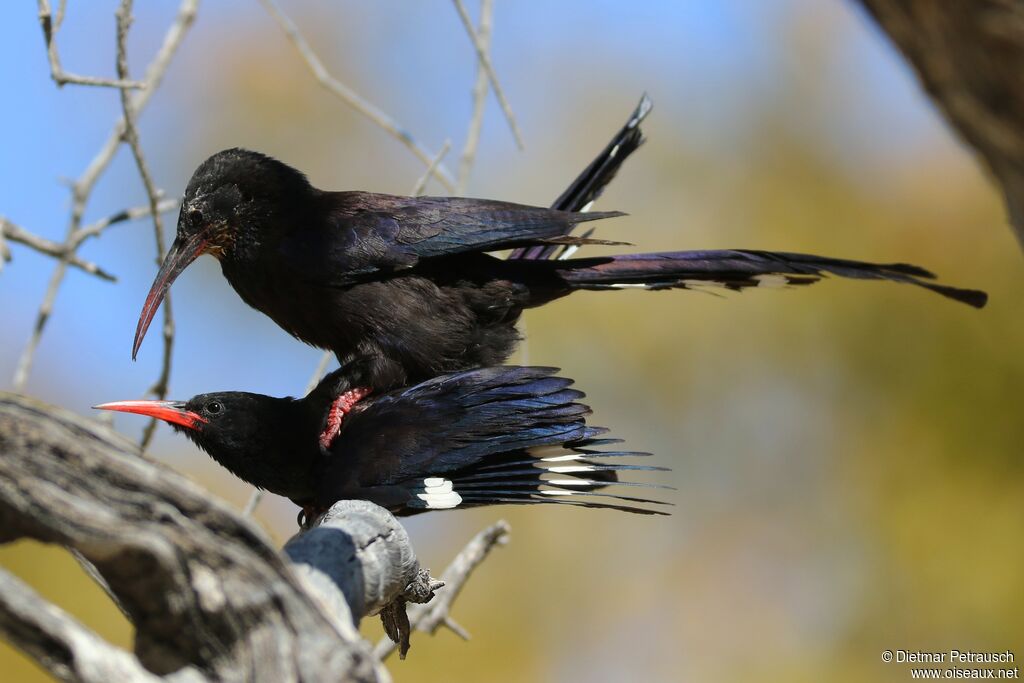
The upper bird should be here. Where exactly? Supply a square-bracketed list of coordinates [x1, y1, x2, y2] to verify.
[96, 365, 670, 522]
[133, 104, 986, 392]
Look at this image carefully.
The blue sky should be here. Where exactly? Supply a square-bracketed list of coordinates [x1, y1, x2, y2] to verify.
[0, 0, 961, 515]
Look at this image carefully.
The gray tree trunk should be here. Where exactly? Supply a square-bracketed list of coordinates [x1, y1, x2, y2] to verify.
[856, 0, 1024, 248]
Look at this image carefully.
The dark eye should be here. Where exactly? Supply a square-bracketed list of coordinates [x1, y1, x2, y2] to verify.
[188, 209, 204, 225]
[206, 401, 222, 415]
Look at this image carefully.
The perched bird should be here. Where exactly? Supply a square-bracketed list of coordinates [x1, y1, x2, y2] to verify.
[95, 365, 670, 521]
[132, 100, 986, 395]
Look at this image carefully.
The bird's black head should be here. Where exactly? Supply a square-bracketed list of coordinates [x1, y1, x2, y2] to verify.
[133, 148, 314, 360]
[95, 391, 319, 501]
[181, 149, 314, 255]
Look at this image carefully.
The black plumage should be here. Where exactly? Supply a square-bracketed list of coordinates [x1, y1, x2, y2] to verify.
[509, 93, 653, 259]
[132, 97, 986, 392]
[95, 366, 671, 519]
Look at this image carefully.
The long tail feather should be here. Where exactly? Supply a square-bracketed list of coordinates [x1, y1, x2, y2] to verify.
[549, 249, 987, 308]
[509, 94, 651, 261]
[453, 496, 671, 516]
[460, 489, 670, 507]
[400, 437, 672, 516]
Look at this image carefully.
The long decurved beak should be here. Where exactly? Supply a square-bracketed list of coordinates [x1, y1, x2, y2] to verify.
[93, 400, 207, 430]
[132, 231, 209, 360]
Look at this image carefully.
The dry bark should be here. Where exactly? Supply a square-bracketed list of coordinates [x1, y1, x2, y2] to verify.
[856, 0, 1024, 247]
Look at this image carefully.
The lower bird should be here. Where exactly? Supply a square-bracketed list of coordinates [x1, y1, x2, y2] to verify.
[131, 96, 987, 400]
[95, 365, 671, 523]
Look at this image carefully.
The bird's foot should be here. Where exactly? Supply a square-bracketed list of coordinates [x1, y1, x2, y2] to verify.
[298, 504, 326, 529]
[319, 387, 371, 450]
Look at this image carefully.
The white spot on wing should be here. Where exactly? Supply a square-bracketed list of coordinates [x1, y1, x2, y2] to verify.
[559, 245, 580, 260]
[415, 477, 462, 509]
[541, 452, 586, 462]
[754, 273, 788, 288]
[548, 465, 596, 474]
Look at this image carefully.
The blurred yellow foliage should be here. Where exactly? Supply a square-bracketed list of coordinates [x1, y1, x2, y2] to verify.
[3, 2, 1022, 682]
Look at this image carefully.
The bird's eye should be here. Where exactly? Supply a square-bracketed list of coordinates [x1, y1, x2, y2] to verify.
[206, 401, 222, 415]
[188, 209, 204, 225]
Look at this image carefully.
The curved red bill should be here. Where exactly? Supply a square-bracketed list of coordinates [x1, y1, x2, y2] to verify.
[93, 400, 207, 430]
[132, 232, 208, 360]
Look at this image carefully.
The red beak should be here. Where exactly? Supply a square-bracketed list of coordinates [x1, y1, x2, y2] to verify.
[93, 400, 207, 430]
[132, 231, 208, 360]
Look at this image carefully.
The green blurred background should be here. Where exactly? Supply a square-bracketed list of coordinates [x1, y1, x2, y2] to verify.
[1, 1, 1021, 681]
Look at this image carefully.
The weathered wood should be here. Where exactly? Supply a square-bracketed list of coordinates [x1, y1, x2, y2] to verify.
[856, 0, 1024, 247]
[0, 567, 203, 683]
[0, 392, 440, 682]
[284, 499, 444, 657]
[374, 519, 510, 660]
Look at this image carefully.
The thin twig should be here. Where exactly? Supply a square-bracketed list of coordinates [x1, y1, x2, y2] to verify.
[53, 0, 66, 29]
[451, 0, 523, 150]
[0, 220, 8, 272]
[258, 0, 457, 192]
[304, 351, 336, 395]
[412, 140, 452, 197]
[0, 218, 117, 280]
[13, 0, 198, 391]
[456, 0, 494, 194]
[240, 489, 264, 519]
[374, 519, 511, 660]
[0, 201, 177, 281]
[77, 198, 179, 241]
[116, 0, 175, 451]
[37, 0, 144, 89]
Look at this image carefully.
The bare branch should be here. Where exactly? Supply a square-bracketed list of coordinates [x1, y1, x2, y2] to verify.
[77, 198, 179, 242]
[257, 0, 457, 192]
[13, 0, 198, 391]
[456, 0, 494, 193]
[115, 2, 167, 252]
[412, 139, 452, 197]
[36, 0, 145, 89]
[374, 519, 510, 660]
[856, 1, 1024, 248]
[451, 0, 523, 150]
[0, 217, 116, 281]
[285, 500, 443, 624]
[116, 0, 176, 450]
[0, 567, 200, 683]
[0, 221, 8, 272]
[305, 351, 337, 394]
[240, 488, 265, 519]
[53, 0, 66, 29]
